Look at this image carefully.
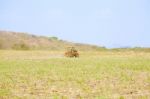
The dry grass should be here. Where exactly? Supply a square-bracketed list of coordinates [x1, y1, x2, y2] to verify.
[0, 50, 150, 99]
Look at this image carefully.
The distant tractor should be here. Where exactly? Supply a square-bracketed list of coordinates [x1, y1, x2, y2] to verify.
[64, 47, 79, 58]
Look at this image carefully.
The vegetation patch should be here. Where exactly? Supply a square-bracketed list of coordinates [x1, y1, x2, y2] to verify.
[12, 43, 30, 50]
[64, 47, 79, 57]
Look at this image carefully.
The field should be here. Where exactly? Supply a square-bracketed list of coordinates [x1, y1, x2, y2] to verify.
[0, 50, 150, 99]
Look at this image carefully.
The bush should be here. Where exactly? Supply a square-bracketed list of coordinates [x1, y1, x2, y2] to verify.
[48, 37, 58, 40]
[12, 43, 30, 50]
[0, 42, 2, 49]
[64, 47, 79, 58]
[0, 39, 3, 49]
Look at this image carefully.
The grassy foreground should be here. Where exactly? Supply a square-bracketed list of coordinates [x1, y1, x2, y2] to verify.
[0, 50, 150, 99]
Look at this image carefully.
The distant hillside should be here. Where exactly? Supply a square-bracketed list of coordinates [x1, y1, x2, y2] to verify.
[0, 30, 105, 51]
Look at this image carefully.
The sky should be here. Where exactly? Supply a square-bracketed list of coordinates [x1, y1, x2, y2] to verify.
[0, 0, 150, 48]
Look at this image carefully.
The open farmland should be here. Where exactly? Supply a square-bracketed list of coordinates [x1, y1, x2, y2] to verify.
[0, 50, 150, 99]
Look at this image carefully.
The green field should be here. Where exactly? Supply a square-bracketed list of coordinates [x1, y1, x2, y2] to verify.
[0, 50, 150, 99]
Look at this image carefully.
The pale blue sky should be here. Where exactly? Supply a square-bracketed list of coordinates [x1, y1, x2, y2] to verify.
[0, 0, 150, 48]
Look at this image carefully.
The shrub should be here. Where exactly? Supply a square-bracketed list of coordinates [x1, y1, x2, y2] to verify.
[48, 37, 58, 40]
[12, 43, 30, 50]
[0, 42, 2, 49]
[64, 47, 79, 58]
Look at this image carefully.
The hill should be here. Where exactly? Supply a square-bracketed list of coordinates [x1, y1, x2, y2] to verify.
[0, 30, 105, 51]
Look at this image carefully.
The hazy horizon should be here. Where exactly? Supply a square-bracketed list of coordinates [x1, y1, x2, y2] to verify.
[0, 0, 150, 48]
